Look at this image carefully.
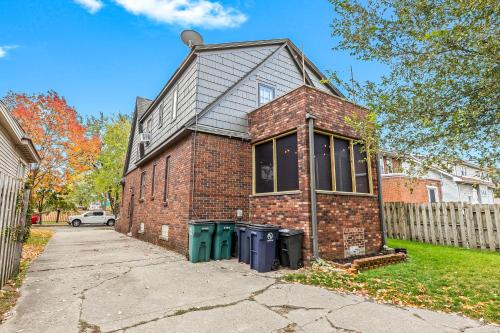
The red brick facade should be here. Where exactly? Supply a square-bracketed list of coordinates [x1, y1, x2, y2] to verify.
[382, 176, 442, 203]
[118, 85, 383, 261]
[249, 86, 382, 260]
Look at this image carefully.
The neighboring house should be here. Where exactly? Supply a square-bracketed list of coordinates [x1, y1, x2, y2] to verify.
[381, 153, 496, 204]
[0, 101, 39, 179]
[0, 100, 40, 288]
[117, 38, 383, 261]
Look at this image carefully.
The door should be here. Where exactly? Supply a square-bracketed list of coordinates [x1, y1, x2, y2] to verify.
[128, 191, 134, 233]
[92, 211, 105, 224]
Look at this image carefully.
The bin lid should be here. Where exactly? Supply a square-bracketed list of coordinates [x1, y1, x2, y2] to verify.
[279, 229, 305, 236]
[247, 223, 279, 231]
[213, 219, 235, 224]
[189, 219, 214, 225]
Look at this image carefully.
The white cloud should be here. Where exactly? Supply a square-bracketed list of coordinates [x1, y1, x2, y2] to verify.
[74, 0, 104, 14]
[114, 0, 247, 28]
[0, 45, 18, 59]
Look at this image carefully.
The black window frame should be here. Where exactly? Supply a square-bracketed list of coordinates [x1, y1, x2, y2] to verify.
[253, 131, 299, 194]
[151, 164, 157, 197]
[163, 156, 170, 204]
[139, 171, 146, 200]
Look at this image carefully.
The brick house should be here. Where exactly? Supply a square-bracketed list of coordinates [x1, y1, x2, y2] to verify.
[380, 153, 496, 204]
[117, 38, 383, 261]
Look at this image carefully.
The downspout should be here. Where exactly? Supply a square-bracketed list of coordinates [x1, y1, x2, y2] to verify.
[306, 113, 319, 259]
[376, 152, 387, 247]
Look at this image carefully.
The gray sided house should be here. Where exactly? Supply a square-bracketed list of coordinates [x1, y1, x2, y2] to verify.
[0, 100, 40, 288]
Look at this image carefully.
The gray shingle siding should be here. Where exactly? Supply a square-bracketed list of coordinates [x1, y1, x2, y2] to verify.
[0, 124, 22, 178]
[195, 46, 306, 137]
[143, 58, 198, 155]
[127, 98, 152, 173]
[125, 40, 337, 171]
[196, 45, 279, 113]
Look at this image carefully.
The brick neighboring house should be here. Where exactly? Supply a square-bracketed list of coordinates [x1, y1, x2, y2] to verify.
[381, 153, 496, 204]
[118, 38, 383, 261]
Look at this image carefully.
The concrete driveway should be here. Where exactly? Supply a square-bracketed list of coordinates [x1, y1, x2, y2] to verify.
[1, 228, 498, 333]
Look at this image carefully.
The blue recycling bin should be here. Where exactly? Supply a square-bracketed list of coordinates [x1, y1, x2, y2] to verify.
[235, 223, 250, 264]
[248, 224, 279, 273]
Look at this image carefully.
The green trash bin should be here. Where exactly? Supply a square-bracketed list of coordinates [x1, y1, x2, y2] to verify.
[189, 220, 215, 263]
[211, 220, 235, 260]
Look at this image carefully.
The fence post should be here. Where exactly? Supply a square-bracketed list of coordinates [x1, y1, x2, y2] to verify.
[483, 205, 495, 251]
[474, 205, 486, 250]
[0, 174, 8, 287]
[408, 204, 415, 241]
[465, 204, 476, 249]
[435, 203, 444, 245]
[421, 204, 429, 243]
[494, 205, 500, 251]
[449, 203, 459, 247]
[415, 204, 422, 242]
[386, 203, 393, 238]
[12, 186, 31, 275]
[427, 203, 436, 244]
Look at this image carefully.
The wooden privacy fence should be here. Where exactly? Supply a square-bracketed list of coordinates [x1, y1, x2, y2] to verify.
[0, 172, 30, 289]
[384, 202, 500, 251]
[40, 211, 74, 223]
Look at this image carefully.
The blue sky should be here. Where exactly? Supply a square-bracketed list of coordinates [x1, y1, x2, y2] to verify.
[0, 0, 385, 118]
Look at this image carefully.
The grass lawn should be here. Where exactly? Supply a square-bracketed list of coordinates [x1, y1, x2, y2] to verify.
[283, 239, 500, 323]
[0, 228, 54, 322]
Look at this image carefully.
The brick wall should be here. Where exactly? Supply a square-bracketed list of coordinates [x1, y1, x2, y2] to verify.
[119, 85, 383, 261]
[191, 132, 252, 220]
[117, 134, 193, 256]
[382, 176, 442, 203]
[249, 85, 382, 260]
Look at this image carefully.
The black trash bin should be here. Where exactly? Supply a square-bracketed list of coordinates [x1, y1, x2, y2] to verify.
[235, 223, 250, 263]
[248, 224, 279, 273]
[278, 229, 304, 269]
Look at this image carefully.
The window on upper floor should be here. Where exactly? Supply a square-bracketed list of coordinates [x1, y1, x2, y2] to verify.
[258, 83, 275, 106]
[146, 118, 152, 146]
[386, 157, 394, 173]
[427, 186, 438, 203]
[314, 131, 372, 194]
[158, 103, 164, 128]
[172, 89, 178, 121]
[253, 132, 298, 194]
[459, 166, 467, 176]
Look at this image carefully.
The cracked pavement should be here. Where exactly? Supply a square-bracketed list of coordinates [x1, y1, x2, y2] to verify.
[1, 228, 499, 333]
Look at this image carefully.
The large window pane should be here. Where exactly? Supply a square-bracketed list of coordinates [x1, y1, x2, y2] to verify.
[334, 138, 352, 192]
[255, 141, 274, 193]
[353, 144, 369, 193]
[276, 134, 298, 191]
[314, 133, 332, 191]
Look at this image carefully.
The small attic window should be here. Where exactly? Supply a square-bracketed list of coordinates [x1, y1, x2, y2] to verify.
[258, 83, 275, 106]
[172, 89, 178, 121]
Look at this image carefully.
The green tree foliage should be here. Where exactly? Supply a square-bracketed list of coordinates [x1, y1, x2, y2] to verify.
[328, 0, 499, 175]
[91, 115, 131, 214]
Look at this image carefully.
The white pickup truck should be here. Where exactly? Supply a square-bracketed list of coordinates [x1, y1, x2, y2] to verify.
[68, 210, 116, 227]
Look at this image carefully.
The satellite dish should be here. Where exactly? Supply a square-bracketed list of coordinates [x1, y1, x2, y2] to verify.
[180, 30, 204, 48]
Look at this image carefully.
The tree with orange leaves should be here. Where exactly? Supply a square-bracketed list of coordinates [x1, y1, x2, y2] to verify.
[5, 91, 100, 222]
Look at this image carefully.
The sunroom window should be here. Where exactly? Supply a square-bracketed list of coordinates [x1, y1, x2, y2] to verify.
[254, 133, 298, 194]
[314, 132, 372, 194]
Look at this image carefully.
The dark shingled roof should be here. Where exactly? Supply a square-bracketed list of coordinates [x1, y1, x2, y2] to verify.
[122, 97, 152, 176]
[136, 97, 152, 119]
